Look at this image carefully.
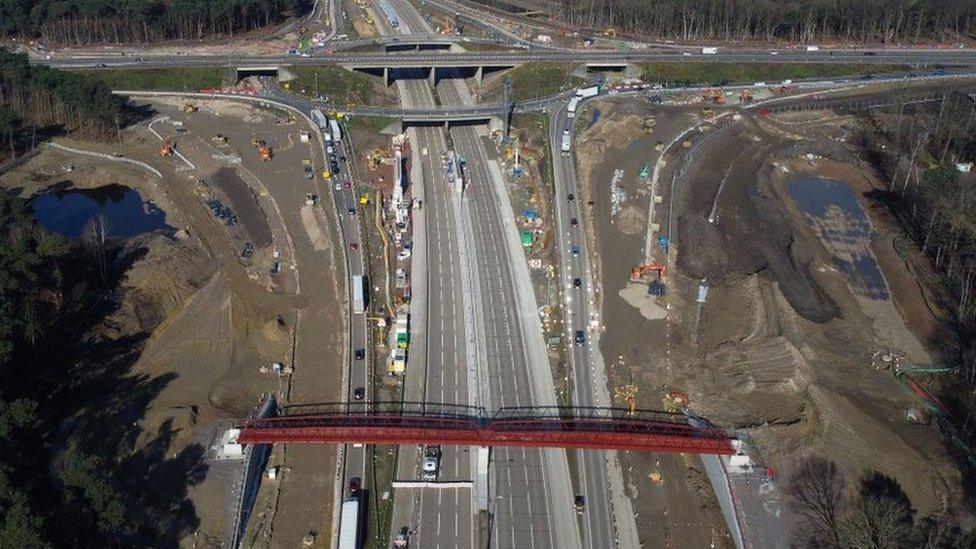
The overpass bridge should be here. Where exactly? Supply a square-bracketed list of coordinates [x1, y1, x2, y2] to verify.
[235, 401, 739, 455]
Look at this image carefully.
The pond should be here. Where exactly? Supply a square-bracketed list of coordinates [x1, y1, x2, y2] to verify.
[31, 184, 171, 238]
[787, 176, 889, 300]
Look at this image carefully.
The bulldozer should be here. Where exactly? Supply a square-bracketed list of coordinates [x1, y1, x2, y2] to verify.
[159, 139, 175, 157]
[367, 148, 391, 170]
[602, 26, 616, 37]
[642, 117, 655, 134]
[181, 103, 198, 113]
[630, 262, 667, 282]
[211, 134, 228, 146]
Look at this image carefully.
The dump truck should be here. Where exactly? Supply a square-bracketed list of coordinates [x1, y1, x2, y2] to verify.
[352, 274, 365, 313]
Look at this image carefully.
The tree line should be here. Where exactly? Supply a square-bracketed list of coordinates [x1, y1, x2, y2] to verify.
[550, 0, 976, 43]
[0, 48, 125, 157]
[0, 0, 311, 45]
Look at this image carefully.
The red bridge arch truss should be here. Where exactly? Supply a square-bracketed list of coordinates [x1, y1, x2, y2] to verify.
[236, 403, 737, 455]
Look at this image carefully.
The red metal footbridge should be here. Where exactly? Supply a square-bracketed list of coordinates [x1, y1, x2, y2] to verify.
[236, 402, 738, 455]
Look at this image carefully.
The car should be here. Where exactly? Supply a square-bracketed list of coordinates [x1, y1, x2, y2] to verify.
[349, 242, 359, 250]
[348, 206, 356, 215]
[354, 387, 365, 400]
[573, 278, 582, 288]
[335, 182, 342, 191]
[574, 330, 586, 345]
[865, 51, 876, 56]
[567, 193, 575, 201]
[570, 217, 578, 227]
[571, 245, 580, 257]
[397, 249, 412, 261]
[355, 348, 365, 360]
[574, 495, 586, 514]
[343, 180, 352, 189]
[348, 476, 361, 494]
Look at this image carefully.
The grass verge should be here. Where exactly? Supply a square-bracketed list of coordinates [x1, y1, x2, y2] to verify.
[507, 62, 586, 102]
[287, 65, 381, 106]
[640, 62, 907, 86]
[351, 116, 396, 133]
[83, 67, 227, 91]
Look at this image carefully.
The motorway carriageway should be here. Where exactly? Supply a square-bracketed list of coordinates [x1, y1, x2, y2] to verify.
[378, 4, 475, 549]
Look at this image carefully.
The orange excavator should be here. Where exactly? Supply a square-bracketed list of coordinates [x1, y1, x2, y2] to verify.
[703, 88, 726, 105]
[630, 262, 667, 282]
[159, 139, 174, 157]
[252, 137, 273, 161]
[739, 90, 754, 102]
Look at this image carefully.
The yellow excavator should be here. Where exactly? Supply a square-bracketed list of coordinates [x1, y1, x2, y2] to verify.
[615, 385, 639, 415]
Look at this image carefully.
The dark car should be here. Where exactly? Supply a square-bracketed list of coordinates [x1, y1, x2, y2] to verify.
[571, 245, 580, 257]
[573, 278, 582, 288]
[348, 206, 356, 215]
[570, 217, 578, 227]
[574, 495, 586, 514]
[574, 330, 586, 345]
[354, 387, 365, 400]
[348, 476, 361, 495]
[355, 348, 365, 360]
[567, 193, 575, 201]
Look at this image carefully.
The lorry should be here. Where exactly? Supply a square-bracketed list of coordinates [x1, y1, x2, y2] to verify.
[337, 499, 361, 549]
[805, 45, 820, 52]
[422, 445, 441, 480]
[311, 109, 329, 130]
[329, 118, 343, 141]
[560, 129, 571, 155]
[394, 314, 410, 349]
[567, 96, 580, 117]
[352, 275, 365, 314]
[701, 46, 718, 55]
[576, 85, 600, 99]
[391, 348, 407, 374]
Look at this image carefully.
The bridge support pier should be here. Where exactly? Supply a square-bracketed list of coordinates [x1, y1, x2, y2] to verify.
[475, 66, 484, 87]
[429, 67, 437, 87]
[383, 67, 390, 87]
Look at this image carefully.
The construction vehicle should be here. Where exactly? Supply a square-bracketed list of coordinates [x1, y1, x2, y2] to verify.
[159, 139, 174, 157]
[211, 134, 228, 146]
[642, 117, 655, 134]
[181, 103, 198, 113]
[638, 163, 650, 179]
[701, 107, 714, 117]
[663, 390, 690, 412]
[614, 384, 639, 415]
[602, 27, 616, 37]
[252, 137, 273, 161]
[654, 141, 664, 151]
[367, 148, 391, 170]
[739, 89, 754, 102]
[702, 89, 726, 105]
[631, 262, 666, 282]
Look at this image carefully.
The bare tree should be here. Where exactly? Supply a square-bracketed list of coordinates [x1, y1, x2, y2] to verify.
[837, 494, 914, 548]
[787, 456, 846, 547]
[84, 213, 110, 285]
